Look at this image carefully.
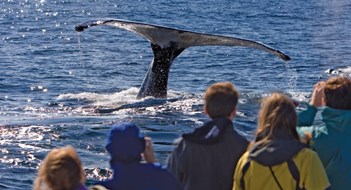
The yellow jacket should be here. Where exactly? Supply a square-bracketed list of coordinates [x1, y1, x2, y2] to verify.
[233, 148, 330, 190]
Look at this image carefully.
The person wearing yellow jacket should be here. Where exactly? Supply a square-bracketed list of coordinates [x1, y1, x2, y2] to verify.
[233, 93, 331, 190]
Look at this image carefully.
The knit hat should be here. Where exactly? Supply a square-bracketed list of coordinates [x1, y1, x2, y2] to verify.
[106, 122, 145, 163]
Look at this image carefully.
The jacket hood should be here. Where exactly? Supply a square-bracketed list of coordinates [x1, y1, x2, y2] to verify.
[322, 107, 351, 132]
[249, 129, 307, 166]
[106, 122, 145, 163]
[182, 117, 233, 144]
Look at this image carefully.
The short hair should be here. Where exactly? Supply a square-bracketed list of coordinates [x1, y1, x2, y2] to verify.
[204, 81, 239, 118]
[324, 76, 351, 110]
[33, 146, 85, 190]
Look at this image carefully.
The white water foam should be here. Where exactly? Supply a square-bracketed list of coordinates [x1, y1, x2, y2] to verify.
[325, 66, 351, 77]
[57, 87, 140, 107]
[0, 125, 51, 145]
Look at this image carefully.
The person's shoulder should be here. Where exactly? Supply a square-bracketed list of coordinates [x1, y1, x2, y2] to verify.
[229, 128, 250, 144]
[174, 136, 199, 149]
[240, 151, 250, 159]
[235, 151, 250, 169]
[142, 161, 177, 173]
[173, 137, 184, 145]
[142, 162, 182, 181]
[298, 147, 316, 154]
[293, 147, 319, 163]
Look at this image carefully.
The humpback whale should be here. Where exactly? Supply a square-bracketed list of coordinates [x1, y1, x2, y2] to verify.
[75, 19, 290, 99]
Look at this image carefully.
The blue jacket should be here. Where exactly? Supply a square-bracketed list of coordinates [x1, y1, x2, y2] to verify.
[96, 123, 183, 190]
[97, 162, 183, 190]
[298, 104, 351, 190]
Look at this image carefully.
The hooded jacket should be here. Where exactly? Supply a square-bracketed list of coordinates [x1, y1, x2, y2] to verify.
[96, 123, 183, 190]
[233, 136, 330, 190]
[298, 104, 351, 190]
[167, 118, 249, 190]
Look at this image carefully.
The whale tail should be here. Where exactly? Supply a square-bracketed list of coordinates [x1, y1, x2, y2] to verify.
[75, 19, 290, 61]
[75, 19, 291, 98]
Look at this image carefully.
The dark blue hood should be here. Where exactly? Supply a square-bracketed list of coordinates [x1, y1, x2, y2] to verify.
[106, 122, 145, 163]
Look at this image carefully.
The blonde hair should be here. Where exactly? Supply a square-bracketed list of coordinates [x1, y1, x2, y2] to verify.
[255, 93, 299, 144]
[33, 146, 85, 190]
[204, 81, 239, 118]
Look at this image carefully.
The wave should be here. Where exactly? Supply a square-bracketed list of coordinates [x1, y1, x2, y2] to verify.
[57, 87, 140, 107]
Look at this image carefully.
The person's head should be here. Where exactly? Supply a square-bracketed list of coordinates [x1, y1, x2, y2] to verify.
[324, 76, 351, 110]
[106, 122, 145, 163]
[204, 81, 239, 118]
[255, 92, 299, 143]
[33, 146, 85, 190]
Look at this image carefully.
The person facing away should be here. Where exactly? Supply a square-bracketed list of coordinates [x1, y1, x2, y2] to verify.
[167, 81, 249, 190]
[95, 122, 183, 190]
[33, 145, 88, 190]
[297, 76, 351, 190]
[233, 92, 331, 190]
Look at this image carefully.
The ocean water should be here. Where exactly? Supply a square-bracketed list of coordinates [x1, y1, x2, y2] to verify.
[1, 0, 351, 189]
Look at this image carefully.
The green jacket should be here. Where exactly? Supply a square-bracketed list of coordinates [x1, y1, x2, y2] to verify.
[297, 103, 351, 190]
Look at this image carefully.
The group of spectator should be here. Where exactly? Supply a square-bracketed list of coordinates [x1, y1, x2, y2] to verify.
[33, 76, 351, 190]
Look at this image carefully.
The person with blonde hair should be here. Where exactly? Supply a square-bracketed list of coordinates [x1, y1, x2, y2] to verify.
[298, 76, 351, 190]
[167, 81, 249, 190]
[233, 93, 330, 190]
[33, 146, 87, 190]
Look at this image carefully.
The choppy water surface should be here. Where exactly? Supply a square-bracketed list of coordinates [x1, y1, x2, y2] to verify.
[1, 0, 351, 189]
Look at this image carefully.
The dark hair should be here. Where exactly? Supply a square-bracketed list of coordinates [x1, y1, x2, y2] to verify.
[324, 76, 351, 110]
[204, 81, 239, 118]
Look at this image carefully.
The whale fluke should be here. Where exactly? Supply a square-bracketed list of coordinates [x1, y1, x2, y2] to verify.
[75, 19, 291, 98]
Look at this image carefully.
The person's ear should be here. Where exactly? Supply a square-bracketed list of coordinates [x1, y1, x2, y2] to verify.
[230, 107, 236, 118]
[204, 105, 208, 115]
